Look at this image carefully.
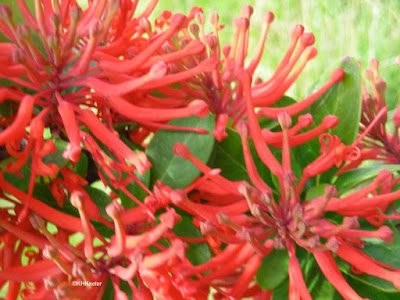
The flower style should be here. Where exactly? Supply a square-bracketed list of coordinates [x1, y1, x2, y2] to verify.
[171, 68, 400, 299]
[338, 58, 400, 174]
[0, 177, 202, 300]
[155, 5, 346, 142]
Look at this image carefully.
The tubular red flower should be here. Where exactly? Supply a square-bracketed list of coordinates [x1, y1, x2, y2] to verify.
[0, 95, 34, 145]
[314, 251, 367, 300]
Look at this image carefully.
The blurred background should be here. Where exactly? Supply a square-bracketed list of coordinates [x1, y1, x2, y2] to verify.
[153, 0, 400, 108]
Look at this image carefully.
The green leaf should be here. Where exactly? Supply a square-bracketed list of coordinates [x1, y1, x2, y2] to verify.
[305, 184, 329, 201]
[173, 211, 212, 265]
[209, 129, 274, 189]
[306, 57, 362, 145]
[2, 159, 32, 192]
[0, 101, 14, 117]
[146, 114, 215, 189]
[344, 275, 400, 299]
[73, 151, 88, 178]
[257, 249, 289, 290]
[334, 164, 400, 194]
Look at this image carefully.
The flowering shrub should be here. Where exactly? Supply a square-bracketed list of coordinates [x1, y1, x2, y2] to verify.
[0, 1, 399, 299]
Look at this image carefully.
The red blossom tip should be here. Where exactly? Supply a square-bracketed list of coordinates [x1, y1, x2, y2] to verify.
[396, 55, 400, 66]
[0, 4, 12, 21]
[264, 11, 275, 23]
[300, 32, 315, 47]
[307, 47, 318, 59]
[17, 24, 30, 40]
[210, 12, 219, 25]
[30, 214, 45, 231]
[222, 45, 231, 58]
[12, 49, 25, 64]
[139, 17, 152, 33]
[106, 202, 124, 219]
[89, 19, 104, 37]
[375, 169, 393, 186]
[377, 226, 393, 243]
[43, 245, 58, 260]
[63, 144, 82, 162]
[240, 5, 254, 18]
[235, 17, 249, 30]
[188, 99, 208, 117]
[149, 62, 168, 79]
[343, 216, 359, 229]
[170, 189, 187, 205]
[322, 115, 339, 128]
[189, 23, 200, 38]
[290, 24, 305, 40]
[195, 11, 205, 25]
[324, 185, 338, 198]
[278, 112, 292, 129]
[330, 68, 345, 83]
[326, 237, 340, 252]
[298, 114, 313, 127]
[236, 120, 249, 138]
[200, 221, 215, 235]
[50, 13, 61, 29]
[70, 6, 82, 22]
[70, 191, 85, 210]
[216, 211, 231, 224]
[160, 209, 181, 228]
[173, 143, 191, 159]
[206, 35, 219, 49]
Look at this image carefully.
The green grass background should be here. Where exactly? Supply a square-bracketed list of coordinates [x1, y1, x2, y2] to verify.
[152, 0, 400, 108]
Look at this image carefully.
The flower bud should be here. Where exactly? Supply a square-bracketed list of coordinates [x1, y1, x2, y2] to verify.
[189, 23, 200, 39]
[210, 12, 219, 25]
[0, 4, 12, 22]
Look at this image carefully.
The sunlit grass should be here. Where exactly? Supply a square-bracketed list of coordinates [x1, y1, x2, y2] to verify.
[155, 0, 400, 107]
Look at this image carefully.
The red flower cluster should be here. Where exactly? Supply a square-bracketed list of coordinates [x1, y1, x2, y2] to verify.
[0, 1, 399, 300]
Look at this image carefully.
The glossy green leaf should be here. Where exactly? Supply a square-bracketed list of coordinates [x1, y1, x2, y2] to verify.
[0, 101, 14, 117]
[344, 275, 400, 299]
[146, 114, 215, 189]
[306, 57, 362, 145]
[334, 164, 400, 194]
[1, 159, 31, 192]
[209, 128, 274, 189]
[272, 279, 289, 300]
[73, 151, 88, 178]
[257, 249, 289, 290]
[305, 184, 329, 201]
